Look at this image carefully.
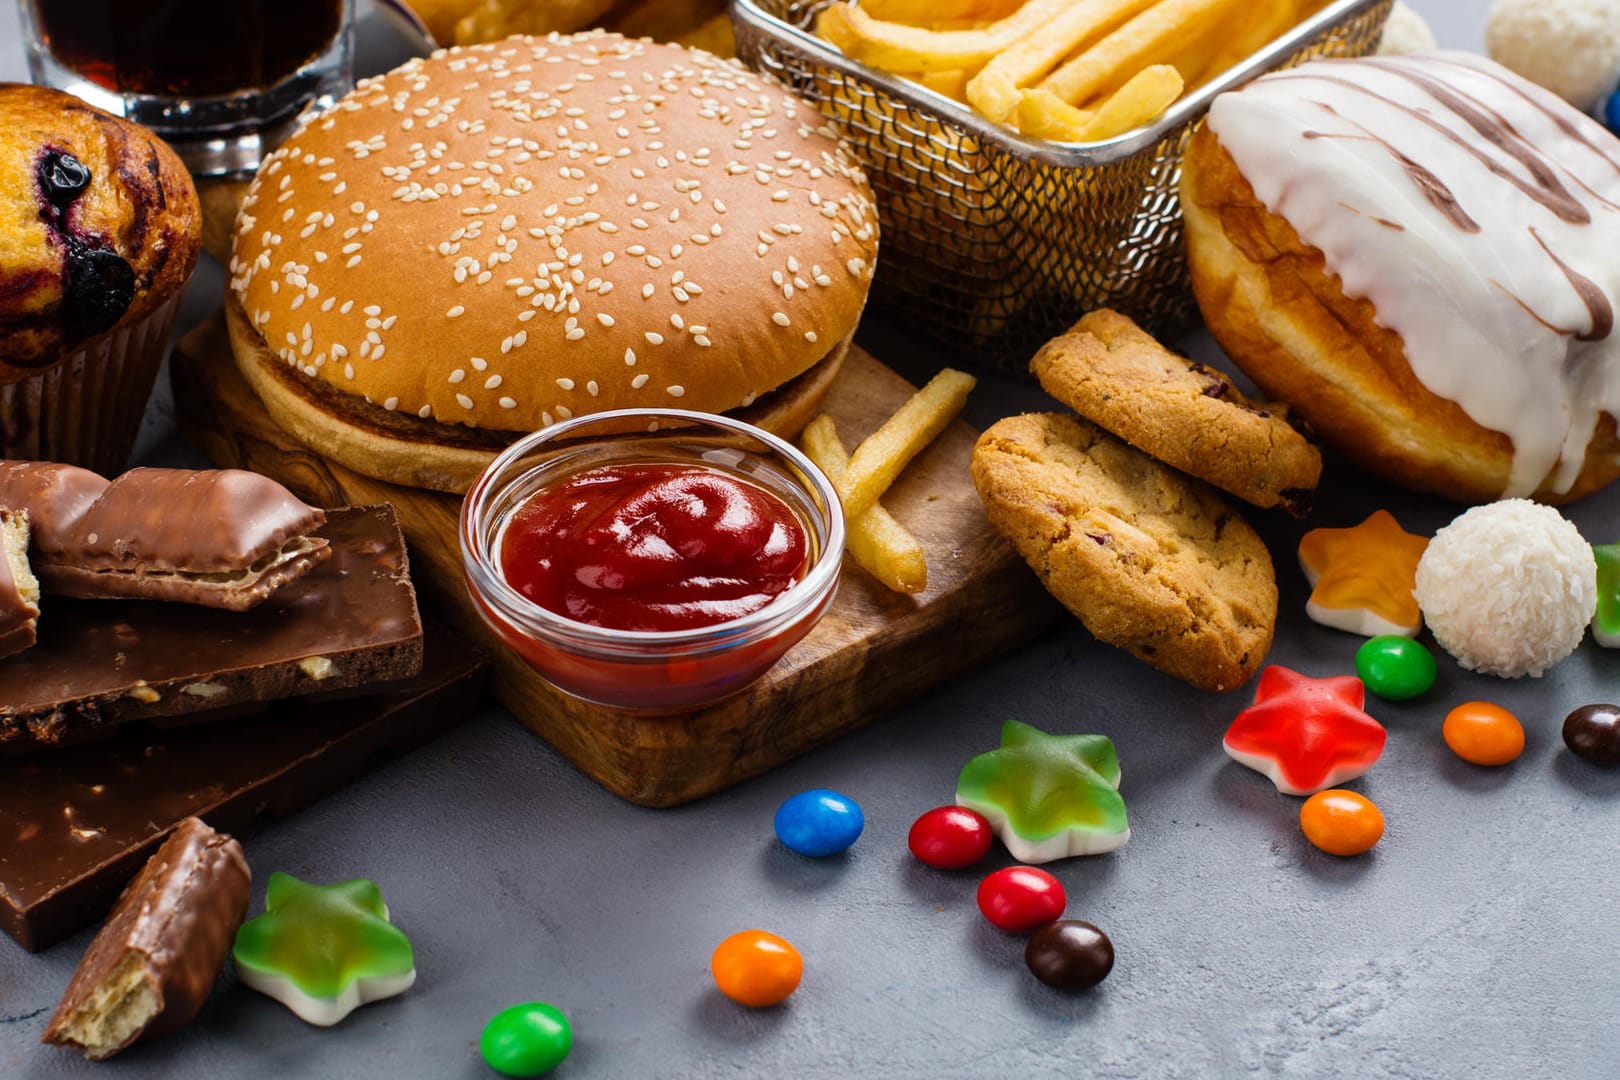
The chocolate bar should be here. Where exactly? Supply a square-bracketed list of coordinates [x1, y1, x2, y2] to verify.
[0, 504, 423, 752]
[0, 461, 329, 611]
[0, 623, 488, 951]
[0, 507, 39, 659]
[41, 817, 250, 1059]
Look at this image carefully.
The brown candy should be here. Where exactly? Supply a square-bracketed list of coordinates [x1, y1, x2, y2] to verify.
[1563, 704, 1620, 766]
[0, 461, 329, 610]
[1025, 920, 1115, 991]
[41, 817, 251, 1060]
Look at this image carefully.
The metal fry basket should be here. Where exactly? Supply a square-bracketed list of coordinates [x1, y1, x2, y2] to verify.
[731, 0, 1393, 370]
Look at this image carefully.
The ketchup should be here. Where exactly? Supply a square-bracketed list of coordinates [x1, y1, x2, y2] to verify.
[498, 462, 811, 632]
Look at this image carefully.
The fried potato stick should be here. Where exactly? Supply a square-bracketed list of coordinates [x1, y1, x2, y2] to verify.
[860, 0, 1024, 25]
[966, 0, 1159, 123]
[802, 416, 928, 594]
[1037, 0, 1240, 106]
[816, 0, 1078, 75]
[836, 369, 976, 519]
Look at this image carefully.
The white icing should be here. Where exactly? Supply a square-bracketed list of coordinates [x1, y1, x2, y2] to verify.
[1207, 52, 1620, 496]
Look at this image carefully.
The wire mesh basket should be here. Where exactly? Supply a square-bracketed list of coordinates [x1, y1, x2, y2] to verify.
[732, 0, 1393, 370]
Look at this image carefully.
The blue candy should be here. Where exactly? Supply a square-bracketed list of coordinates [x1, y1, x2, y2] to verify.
[1606, 89, 1620, 135]
[773, 789, 864, 857]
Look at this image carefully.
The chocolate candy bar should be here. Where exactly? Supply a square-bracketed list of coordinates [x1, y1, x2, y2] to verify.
[41, 817, 250, 1060]
[0, 507, 39, 659]
[0, 623, 488, 951]
[0, 504, 422, 751]
[0, 461, 329, 611]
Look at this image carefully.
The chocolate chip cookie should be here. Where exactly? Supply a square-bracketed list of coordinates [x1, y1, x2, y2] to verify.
[1031, 309, 1321, 514]
[971, 411, 1276, 692]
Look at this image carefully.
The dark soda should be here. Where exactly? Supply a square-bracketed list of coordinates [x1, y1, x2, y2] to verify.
[31, 0, 345, 98]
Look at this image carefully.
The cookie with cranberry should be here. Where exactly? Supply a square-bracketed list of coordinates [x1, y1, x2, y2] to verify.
[1031, 309, 1320, 514]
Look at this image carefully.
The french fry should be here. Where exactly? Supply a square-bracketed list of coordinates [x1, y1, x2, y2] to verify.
[1038, 0, 1241, 106]
[917, 69, 972, 104]
[1182, 0, 1330, 86]
[1014, 88, 1095, 141]
[801, 416, 928, 594]
[965, 0, 1158, 123]
[606, 0, 726, 43]
[860, 0, 1024, 25]
[1071, 64, 1184, 141]
[837, 369, 976, 519]
[815, 0, 1077, 75]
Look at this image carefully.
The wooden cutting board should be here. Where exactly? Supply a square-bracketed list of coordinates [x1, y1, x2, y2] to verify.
[171, 314, 1058, 806]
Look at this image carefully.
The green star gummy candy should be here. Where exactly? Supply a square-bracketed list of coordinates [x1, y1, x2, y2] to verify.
[955, 719, 1130, 863]
[232, 873, 416, 1026]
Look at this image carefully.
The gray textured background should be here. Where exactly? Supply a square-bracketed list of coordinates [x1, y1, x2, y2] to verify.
[8, 2, 1615, 1078]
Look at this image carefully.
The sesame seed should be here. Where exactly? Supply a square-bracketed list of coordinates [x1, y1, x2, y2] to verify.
[556, 377, 575, 390]
[666, 385, 685, 397]
[632, 373, 649, 388]
[772, 312, 790, 326]
[456, 393, 474, 409]
[499, 397, 517, 409]
[597, 313, 615, 327]
[645, 332, 663, 345]
[804, 330, 818, 343]
[449, 369, 466, 384]
[625, 348, 637, 365]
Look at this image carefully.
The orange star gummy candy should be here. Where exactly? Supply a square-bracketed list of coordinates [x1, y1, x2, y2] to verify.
[1298, 510, 1429, 637]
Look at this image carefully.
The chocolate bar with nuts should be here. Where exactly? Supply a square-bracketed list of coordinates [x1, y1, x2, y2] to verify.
[0, 623, 487, 951]
[41, 817, 250, 1060]
[0, 504, 423, 751]
[0, 461, 329, 611]
[0, 507, 39, 659]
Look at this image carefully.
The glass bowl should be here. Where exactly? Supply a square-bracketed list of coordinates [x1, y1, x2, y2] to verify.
[460, 408, 845, 713]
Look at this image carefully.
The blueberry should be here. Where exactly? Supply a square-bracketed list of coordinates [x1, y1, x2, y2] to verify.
[38, 150, 91, 214]
[63, 245, 135, 338]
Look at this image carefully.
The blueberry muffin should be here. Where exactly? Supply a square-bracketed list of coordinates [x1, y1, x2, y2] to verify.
[0, 83, 200, 471]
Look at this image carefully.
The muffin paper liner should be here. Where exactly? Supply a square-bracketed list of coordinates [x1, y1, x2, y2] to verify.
[0, 291, 184, 474]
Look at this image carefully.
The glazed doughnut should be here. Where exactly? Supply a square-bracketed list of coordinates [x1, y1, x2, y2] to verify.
[1180, 53, 1620, 504]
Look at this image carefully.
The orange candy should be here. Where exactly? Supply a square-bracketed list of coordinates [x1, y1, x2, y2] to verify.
[1442, 701, 1525, 766]
[711, 930, 803, 1007]
[1299, 789, 1385, 856]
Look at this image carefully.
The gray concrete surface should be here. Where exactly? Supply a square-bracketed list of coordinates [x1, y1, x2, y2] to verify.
[8, 2, 1615, 1077]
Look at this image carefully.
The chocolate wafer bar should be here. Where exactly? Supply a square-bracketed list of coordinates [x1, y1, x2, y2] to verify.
[0, 623, 487, 951]
[0, 507, 39, 659]
[0, 504, 423, 751]
[0, 461, 329, 611]
[41, 817, 250, 1060]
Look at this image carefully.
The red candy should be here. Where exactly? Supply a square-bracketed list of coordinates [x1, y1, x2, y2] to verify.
[908, 806, 993, 870]
[1222, 666, 1387, 796]
[976, 866, 1065, 933]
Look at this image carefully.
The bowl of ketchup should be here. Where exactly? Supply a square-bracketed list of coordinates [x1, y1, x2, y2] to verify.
[460, 409, 846, 712]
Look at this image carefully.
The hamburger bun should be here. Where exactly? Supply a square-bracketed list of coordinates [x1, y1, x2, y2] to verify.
[228, 33, 877, 492]
[1180, 53, 1620, 505]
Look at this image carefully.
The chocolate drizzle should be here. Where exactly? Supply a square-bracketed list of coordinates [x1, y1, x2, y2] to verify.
[1531, 228, 1614, 341]
[1302, 112, 1479, 233]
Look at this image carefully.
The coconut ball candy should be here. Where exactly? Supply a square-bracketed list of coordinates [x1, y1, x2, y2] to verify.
[1413, 500, 1597, 679]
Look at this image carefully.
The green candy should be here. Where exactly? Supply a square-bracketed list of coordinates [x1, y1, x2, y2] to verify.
[1592, 544, 1620, 648]
[232, 874, 417, 1026]
[481, 1002, 572, 1077]
[1355, 635, 1437, 700]
[955, 720, 1129, 863]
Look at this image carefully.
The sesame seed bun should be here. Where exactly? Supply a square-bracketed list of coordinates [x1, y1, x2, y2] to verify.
[227, 32, 878, 493]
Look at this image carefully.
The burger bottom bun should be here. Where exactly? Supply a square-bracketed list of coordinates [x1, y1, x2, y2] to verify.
[1179, 125, 1620, 506]
[225, 295, 852, 494]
